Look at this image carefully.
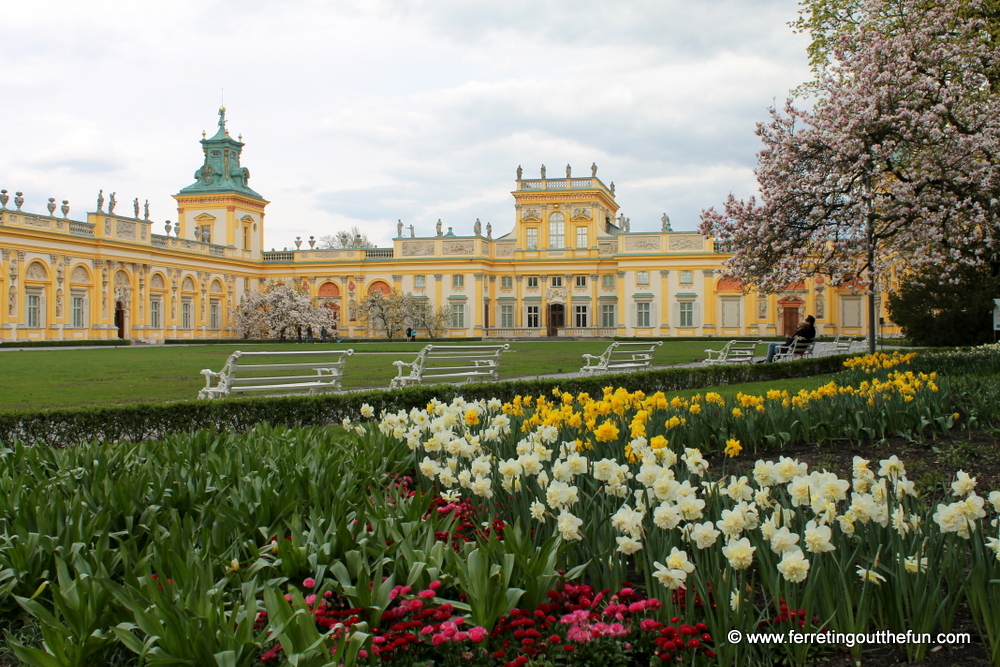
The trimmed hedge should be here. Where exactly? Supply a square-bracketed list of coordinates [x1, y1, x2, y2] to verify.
[163, 336, 484, 345]
[0, 355, 853, 447]
[0, 339, 132, 348]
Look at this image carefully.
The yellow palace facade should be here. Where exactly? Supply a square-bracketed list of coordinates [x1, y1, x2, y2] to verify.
[0, 110, 895, 344]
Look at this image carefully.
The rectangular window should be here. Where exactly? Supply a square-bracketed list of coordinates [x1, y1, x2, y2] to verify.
[181, 300, 192, 329]
[243, 226, 250, 250]
[526, 228, 538, 250]
[501, 305, 514, 328]
[527, 276, 539, 289]
[414, 275, 426, 288]
[451, 304, 465, 328]
[71, 295, 85, 328]
[549, 220, 566, 249]
[574, 305, 588, 328]
[452, 274, 464, 289]
[636, 302, 651, 327]
[210, 300, 221, 330]
[637, 271, 650, 285]
[680, 302, 694, 327]
[26, 293, 41, 328]
[602, 274, 615, 288]
[602, 304, 616, 328]
[501, 276, 513, 289]
[575, 275, 587, 288]
[680, 270, 694, 284]
[551, 276, 563, 288]
[243, 277, 250, 290]
[150, 299, 161, 329]
[526, 305, 540, 328]
[577, 227, 588, 248]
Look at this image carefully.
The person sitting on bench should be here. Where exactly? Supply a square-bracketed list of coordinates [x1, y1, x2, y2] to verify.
[765, 315, 816, 362]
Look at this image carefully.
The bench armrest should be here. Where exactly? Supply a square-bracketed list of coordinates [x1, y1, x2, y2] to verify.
[200, 368, 222, 389]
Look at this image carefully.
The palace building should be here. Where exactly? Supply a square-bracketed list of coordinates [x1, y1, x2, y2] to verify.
[0, 109, 895, 343]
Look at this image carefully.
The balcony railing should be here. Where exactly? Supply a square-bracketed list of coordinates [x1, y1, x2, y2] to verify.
[556, 327, 618, 337]
[364, 248, 394, 260]
[483, 327, 544, 338]
[263, 251, 295, 262]
[69, 221, 95, 237]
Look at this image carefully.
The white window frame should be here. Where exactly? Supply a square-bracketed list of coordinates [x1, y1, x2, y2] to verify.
[150, 298, 162, 329]
[501, 276, 513, 289]
[679, 301, 694, 327]
[500, 304, 514, 328]
[574, 304, 588, 328]
[551, 276, 563, 288]
[575, 275, 587, 288]
[527, 276, 539, 289]
[452, 274, 464, 289]
[210, 299, 221, 330]
[25, 290, 43, 328]
[526, 305, 540, 328]
[181, 299, 193, 329]
[602, 274, 615, 289]
[414, 275, 426, 289]
[680, 270, 694, 285]
[451, 303, 465, 328]
[549, 213, 565, 249]
[71, 291, 87, 329]
[526, 228, 538, 250]
[636, 302, 651, 327]
[637, 271, 650, 285]
[576, 227, 588, 248]
[601, 304, 616, 328]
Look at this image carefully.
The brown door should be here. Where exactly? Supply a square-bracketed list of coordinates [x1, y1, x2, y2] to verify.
[782, 307, 798, 337]
[547, 303, 565, 336]
[115, 301, 126, 339]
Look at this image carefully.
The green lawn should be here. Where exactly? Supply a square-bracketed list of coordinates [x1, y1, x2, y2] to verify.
[0, 340, 765, 410]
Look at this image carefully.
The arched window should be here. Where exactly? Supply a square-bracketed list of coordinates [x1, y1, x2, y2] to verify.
[368, 280, 391, 295]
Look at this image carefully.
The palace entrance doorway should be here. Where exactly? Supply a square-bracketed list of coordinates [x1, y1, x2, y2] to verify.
[115, 300, 126, 339]
[547, 303, 564, 337]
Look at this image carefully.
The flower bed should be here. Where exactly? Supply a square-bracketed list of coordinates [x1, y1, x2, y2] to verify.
[0, 348, 998, 666]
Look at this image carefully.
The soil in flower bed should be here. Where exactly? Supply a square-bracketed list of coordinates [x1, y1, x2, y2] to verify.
[708, 428, 1000, 504]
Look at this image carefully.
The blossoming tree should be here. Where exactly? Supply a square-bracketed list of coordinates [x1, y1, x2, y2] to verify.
[231, 281, 338, 339]
[700, 0, 1000, 352]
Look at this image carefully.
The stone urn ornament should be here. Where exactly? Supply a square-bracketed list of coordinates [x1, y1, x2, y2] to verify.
[295, 236, 302, 249]
[0, 190, 8, 209]
[61, 200, 70, 218]
[14, 192, 24, 211]
[308, 236, 316, 248]
[174, 222, 180, 236]
[47, 198, 56, 215]
[165, 221, 172, 235]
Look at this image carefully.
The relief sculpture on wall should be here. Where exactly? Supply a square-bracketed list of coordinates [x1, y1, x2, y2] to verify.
[401, 241, 436, 256]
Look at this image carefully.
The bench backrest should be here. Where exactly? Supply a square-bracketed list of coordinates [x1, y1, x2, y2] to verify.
[604, 341, 662, 364]
[412, 344, 510, 372]
[226, 349, 354, 387]
[787, 337, 814, 354]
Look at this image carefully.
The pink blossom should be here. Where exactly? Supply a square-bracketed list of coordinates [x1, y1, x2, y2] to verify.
[302, 578, 316, 588]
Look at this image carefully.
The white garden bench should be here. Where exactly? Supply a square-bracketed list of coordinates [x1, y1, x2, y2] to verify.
[771, 336, 816, 362]
[702, 340, 762, 365]
[579, 341, 662, 375]
[198, 349, 354, 399]
[389, 344, 510, 389]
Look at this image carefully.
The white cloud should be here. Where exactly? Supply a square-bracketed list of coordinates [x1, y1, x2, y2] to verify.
[0, 0, 811, 245]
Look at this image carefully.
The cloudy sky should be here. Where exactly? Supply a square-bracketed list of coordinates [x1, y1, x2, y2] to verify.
[1, 0, 811, 249]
